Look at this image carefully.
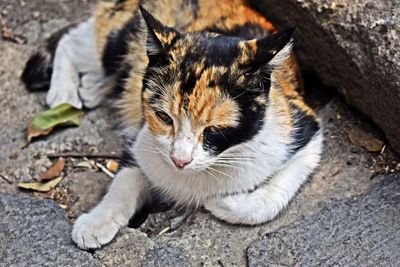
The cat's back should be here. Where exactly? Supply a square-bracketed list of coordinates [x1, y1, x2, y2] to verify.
[94, 0, 303, 98]
[94, 0, 275, 47]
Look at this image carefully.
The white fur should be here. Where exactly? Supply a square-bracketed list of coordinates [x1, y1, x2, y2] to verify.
[47, 18, 108, 109]
[204, 131, 323, 224]
[72, 94, 323, 249]
[133, 98, 304, 207]
[170, 118, 196, 165]
[72, 168, 148, 249]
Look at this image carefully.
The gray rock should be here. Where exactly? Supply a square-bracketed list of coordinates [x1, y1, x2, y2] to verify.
[252, 0, 400, 154]
[142, 245, 192, 267]
[0, 193, 100, 267]
[247, 176, 400, 266]
[94, 228, 156, 267]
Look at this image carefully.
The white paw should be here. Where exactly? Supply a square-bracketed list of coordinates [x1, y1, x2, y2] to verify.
[78, 71, 107, 109]
[205, 195, 270, 225]
[71, 211, 121, 250]
[47, 72, 82, 109]
[204, 196, 241, 224]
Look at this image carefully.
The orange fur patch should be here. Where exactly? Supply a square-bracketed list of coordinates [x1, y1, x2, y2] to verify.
[144, 67, 241, 140]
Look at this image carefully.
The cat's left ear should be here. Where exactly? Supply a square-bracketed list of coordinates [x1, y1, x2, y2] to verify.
[139, 7, 180, 54]
[241, 28, 295, 71]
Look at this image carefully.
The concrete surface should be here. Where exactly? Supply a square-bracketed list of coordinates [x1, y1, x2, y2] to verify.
[247, 176, 400, 266]
[0, 0, 399, 266]
[0, 193, 100, 267]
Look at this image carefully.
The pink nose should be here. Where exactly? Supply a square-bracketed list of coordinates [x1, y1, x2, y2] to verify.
[171, 157, 192, 169]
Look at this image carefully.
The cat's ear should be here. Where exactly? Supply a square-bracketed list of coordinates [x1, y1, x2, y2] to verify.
[241, 28, 295, 71]
[139, 6, 180, 55]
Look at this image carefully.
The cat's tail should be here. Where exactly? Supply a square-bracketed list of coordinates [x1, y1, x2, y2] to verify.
[21, 24, 75, 92]
[21, 49, 53, 92]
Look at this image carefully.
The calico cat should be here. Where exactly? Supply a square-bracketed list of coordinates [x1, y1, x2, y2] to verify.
[22, 0, 322, 250]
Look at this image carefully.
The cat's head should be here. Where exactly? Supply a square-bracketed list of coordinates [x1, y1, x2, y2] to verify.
[138, 7, 293, 172]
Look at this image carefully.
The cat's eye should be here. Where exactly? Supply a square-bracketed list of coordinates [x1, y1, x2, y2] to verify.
[155, 111, 173, 125]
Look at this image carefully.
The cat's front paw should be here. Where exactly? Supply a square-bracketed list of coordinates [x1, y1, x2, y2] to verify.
[71, 211, 121, 250]
[204, 197, 240, 224]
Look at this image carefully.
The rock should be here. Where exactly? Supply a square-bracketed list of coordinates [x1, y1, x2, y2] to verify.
[94, 228, 156, 267]
[141, 245, 192, 267]
[64, 172, 111, 219]
[251, 0, 400, 154]
[247, 176, 400, 266]
[0, 193, 100, 266]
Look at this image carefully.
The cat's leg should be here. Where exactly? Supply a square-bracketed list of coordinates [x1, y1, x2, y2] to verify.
[47, 18, 107, 109]
[78, 70, 110, 109]
[205, 133, 322, 225]
[72, 167, 149, 249]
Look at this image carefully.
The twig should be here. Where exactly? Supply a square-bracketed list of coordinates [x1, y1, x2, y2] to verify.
[331, 169, 342, 177]
[158, 227, 171, 236]
[0, 174, 12, 184]
[95, 162, 115, 179]
[48, 153, 120, 159]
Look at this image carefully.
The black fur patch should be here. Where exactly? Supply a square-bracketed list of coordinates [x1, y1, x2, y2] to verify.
[203, 96, 266, 155]
[289, 105, 320, 153]
[119, 141, 138, 169]
[21, 23, 77, 92]
[127, 188, 174, 228]
[204, 22, 269, 40]
[201, 64, 271, 155]
[21, 52, 52, 91]
[102, 15, 142, 76]
[109, 64, 132, 99]
[198, 34, 240, 67]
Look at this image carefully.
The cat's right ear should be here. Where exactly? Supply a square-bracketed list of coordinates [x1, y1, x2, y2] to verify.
[139, 7, 180, 55]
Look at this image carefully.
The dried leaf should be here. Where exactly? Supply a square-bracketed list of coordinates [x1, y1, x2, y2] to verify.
[106, 160, 119, 173]
[348, 128, 384, 152]
[27, 126, 52, 143]
[18, 176, 63, 192]
[59, 204, 68, 209]
[74, 160, 97, 170]
[38, 158, 65, 181]
[27, 103, 84, 143]
[1, 29, 27, 44]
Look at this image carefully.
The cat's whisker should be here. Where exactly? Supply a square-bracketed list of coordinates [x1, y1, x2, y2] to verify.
[211, 163, 246, 171]
[202, 168, 219, 182]
[206, 166, 235, 180]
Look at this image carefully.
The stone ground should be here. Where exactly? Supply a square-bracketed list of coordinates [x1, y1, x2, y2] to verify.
[1, 1, 399, 266]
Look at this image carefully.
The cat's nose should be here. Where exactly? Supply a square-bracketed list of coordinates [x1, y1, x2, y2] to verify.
[171, 156, 192, 169]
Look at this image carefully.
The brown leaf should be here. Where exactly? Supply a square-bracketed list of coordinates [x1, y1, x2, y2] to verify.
[27, 125, 53, 143]
[38, 158, 65, 181]
[348, 128, 384, 152]
[1, 29, 27, 44]
[18, 177, 63, 192]
[74, 160, 97, 170]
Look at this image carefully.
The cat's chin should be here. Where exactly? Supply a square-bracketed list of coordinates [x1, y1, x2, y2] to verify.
[168, 164, 208, 176]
